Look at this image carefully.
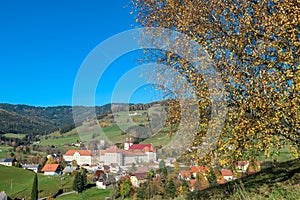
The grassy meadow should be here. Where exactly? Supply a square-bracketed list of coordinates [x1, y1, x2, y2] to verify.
[56, 188, 112, 200]
[0, 165, 73, 200]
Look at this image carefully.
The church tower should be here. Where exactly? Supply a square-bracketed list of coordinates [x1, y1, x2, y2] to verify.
[124, 138, 130, 150]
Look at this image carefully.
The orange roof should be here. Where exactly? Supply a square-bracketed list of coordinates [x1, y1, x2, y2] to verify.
[64, 150, 91, 156]
[221, 169, 233, 176]
[190, 166, 208, 173]
[41, 164, 60, 172]
[217, 178, 226, 184]
[180, 170, 191, 178]
[189, 179, 196, 186]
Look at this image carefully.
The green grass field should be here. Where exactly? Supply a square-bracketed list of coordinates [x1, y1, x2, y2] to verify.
[141, 131, 173, 146]
[0, 145, 12, 157]
[39, 125, 129, 147]
[0, 165, 73, 200]
[3, 133, 26, 139]
[56, 188, 112, 200]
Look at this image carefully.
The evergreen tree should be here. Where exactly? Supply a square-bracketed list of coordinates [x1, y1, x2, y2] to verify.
[161, 167, 168, 177]
[165, 179, 176, 199]
[81, 168, 87, 189]
[181, 179, 189, 193]
[159, 160, 166, 169]
[137, 183, 146, 199]
[31, 173, 38, 200]
[73, 172, 84, 193]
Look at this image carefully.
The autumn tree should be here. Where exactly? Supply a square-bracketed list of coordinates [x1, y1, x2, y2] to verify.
[207, 166, 218, 186]
[71, 159, 78, 167]
[120, 177, 132, 199]
[173, 161, 180, 174]
[132, 0, 300, 165]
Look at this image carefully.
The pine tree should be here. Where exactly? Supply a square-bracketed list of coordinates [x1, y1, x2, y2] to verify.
[181, 179, 189, 193]
[159, 160, 166, 169]
[31, 173, 38, 200]
[81, 169, 87, 189]
[165, 179, 176, 199]
[73, 172, 84, 193]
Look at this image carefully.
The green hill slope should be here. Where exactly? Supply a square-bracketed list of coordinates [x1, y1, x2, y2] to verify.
[0, 165, 73, 200]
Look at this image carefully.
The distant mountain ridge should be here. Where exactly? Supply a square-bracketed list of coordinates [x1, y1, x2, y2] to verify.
[0, 101, 167, 135]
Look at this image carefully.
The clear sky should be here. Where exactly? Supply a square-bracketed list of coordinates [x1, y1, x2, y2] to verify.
[0, 0, 161, 107]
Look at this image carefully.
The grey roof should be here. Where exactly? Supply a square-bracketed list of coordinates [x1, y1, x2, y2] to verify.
[3, 158, 15, 162]
[22, 164, 40, 169]
[63, 166, 77, 173]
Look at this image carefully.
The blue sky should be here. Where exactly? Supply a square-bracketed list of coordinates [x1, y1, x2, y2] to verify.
[0, 0, 161, 106]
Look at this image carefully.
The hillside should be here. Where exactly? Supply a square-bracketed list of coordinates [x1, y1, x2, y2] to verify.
[0, 103, 156, 135]
[0, 108, 55, 135]
[0, 165, 73, 200]
[188, 158, 300, 200]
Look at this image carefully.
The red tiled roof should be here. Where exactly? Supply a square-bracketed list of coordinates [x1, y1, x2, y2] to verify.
[64, 150, 91, 156]
[221, 169, 233, 176]
[136, 166, 149, 173]
[237, 161, 249, 166]
[129, 144, 153, 151]
[190, 166, 208, 173]
[180, 170, 191, 178]
[41, 164, 60, 172]
[133, 172, 148, 180]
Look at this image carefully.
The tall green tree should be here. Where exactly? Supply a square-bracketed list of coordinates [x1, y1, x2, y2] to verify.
[159, 159, 166, 169]
[31, 173, 38, 200]
[181, 179, 189, 194]
[81, 168, 87, 189]
[165, 178, 176, 199]
[73, 172, 84, 193]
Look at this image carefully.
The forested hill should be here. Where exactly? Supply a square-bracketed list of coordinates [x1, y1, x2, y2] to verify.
[0, 102, 166, 135]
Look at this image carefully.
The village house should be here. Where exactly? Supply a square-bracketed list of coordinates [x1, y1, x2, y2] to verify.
[63, 150, 92, 165]
[130, 172, 148, 187]
[190, 166, 208, 178]
[0, 158, 17, 167]
[178, 170, 191, 180]
[236, 161, 249, 173]
[62, 166, 77, 175]
[220, 169, 234, 181]
[96, 139, 157, 166]
[22, 164, 41, 173]
[41, 164, 62, 175]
